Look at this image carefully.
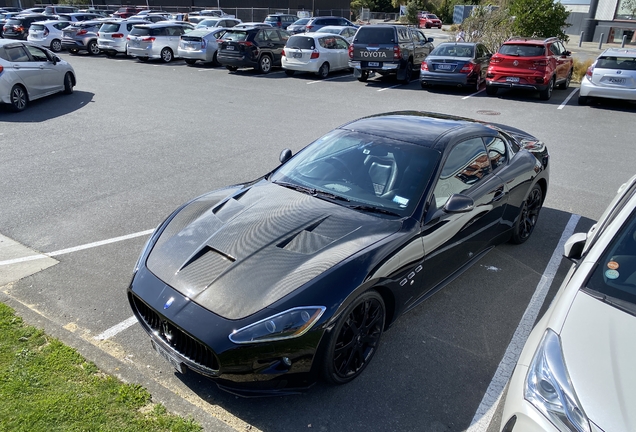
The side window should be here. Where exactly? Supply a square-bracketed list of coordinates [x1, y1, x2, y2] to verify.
[549, 42, 562, 56]
[433, 138, 491, 208]
[255, 30, 266, 42]
[335, 37, 349, 49]
[24, 44, 49, 61]
[267, 29, 281, 42]
[5, 46, 30, 62]
[484, 136, 507, 170]
[557, 41, 567, 55]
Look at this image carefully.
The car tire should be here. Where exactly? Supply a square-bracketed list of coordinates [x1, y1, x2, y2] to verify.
[9, 84, 27, 112]
[160, 47, 173, 63]
[321, 290, 385, 385]
[558, 69, 572, 90]
[317, 62, 329, 79]
[185, 59, 197, 65]
[357, 71, 369, 82]
[284, 69, 295, 76]
[486, 85, 497, 96]
[105, 51, 117, 58]
[63, 72, 73, 95]
[256, 55, 272, 74]
[87, 40, 100, 55]
[400, 61, 412, 84]
[137, 57, 149, 62]
[226, 65, 238, 72]
[510, 184, 543, 244]
[473, 75, 481, 93]
[211, 51, 220, 67]
[578, 95, 588, 105]
[539, 77, 554, 100]
[69, 48, 79, 54]
[50, 39, 62, 53]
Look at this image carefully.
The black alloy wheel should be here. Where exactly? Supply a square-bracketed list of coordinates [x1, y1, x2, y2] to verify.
[211, 51, 220, 66]
[322, 291, 385, 384]
[9, 84, 27, 112]
[511, 185, 543, 244]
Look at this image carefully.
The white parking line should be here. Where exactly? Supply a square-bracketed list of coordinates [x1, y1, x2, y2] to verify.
[462, 88, 485, 99]
[466, 213, 581, 432]
[306, 76, 347, 84]
[94, 316, 138, 340]
[377, 84, 402, 92]
[558, 88, 579, 110]
[0, 229, 154, 267]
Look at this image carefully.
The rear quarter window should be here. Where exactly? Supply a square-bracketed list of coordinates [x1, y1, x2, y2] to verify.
[129, 27, 150, 36]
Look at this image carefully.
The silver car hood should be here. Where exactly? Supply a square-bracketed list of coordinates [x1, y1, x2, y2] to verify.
[146, 180, 400, 320]
[560, 291, 636, 431]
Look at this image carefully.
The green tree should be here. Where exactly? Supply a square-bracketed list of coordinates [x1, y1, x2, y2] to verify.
[461, 5, 515, 52]
[351, 0, 378, 12]
[509, 0, 571, 41]
[405, 0, 421, 24]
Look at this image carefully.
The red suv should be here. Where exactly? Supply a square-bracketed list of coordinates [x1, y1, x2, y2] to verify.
[486, 37, 573, 100]
[113, 7, 143, 18]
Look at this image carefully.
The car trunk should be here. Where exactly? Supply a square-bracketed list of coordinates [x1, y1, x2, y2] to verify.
[591, 56, 636, 89]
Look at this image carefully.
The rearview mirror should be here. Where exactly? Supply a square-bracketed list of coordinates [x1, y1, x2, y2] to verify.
[279, 148, 292, 164]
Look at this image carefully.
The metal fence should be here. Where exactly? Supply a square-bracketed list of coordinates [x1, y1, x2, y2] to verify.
[209, 8, 350, 22]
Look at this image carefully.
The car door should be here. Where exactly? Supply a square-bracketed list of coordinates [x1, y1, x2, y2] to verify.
[4, 44, 44, 98]
[22, 43, 63, 95]
[420, 137, 508, 292]
[334, 36, 350, 70]
[550, 41, 569, 82]
[476, 44, 492, 82]
[268, 29, 286, 64]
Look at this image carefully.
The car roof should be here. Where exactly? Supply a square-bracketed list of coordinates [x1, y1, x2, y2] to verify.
[504, 36, 559, 45]
[600, 47, 636, 58]
[32, 20, 63, 25]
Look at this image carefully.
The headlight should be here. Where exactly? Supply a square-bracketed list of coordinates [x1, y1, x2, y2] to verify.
[229, 306, 326, 344]
[525, 329, 590, 432]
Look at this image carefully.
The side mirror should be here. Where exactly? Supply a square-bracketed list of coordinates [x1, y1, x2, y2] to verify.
[427, 37, 434, 43]
[563, 50, 571, 57]
[563, 232, 587, 262]
[443, 194, 474, 213]
[279, 148, 292, 164]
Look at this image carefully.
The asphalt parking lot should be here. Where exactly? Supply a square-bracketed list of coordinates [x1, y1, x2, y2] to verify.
[1, 32, 634, 431]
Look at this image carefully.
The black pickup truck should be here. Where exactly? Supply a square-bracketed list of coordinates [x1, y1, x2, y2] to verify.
[348, 25, 434, 83]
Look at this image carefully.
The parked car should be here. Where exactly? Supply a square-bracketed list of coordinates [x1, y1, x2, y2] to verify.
[263, 13, 297, 30]
[199, 9, 230, 17]
[315, 25, 357, 43]
[57, 12, 104, 22]
[233, 22, 272, 29]
[127, 111, 549, 397]
[43, 5, 78, 16]
[287, 17, 310, 34]
[578, 47, 636, 105]
[27, 20, 71, 52]
[61, 20, 102, 55]
[178, 27, 226, 66]
[129, 14, 167, 23]
[78, 8, 111, 17]
[2, 14, 49, 40]
[486, 36, 573, 100]
[195, 17, 241, 29]
[349, 25, 432, 83]
[217, 26, 289, 74]
[500, 173, 636, 432]
[127, 22, 195, 62]
[420, 42, 491, 92]
[0, 39, 75, 111]
[0, 12, 21, 38]
[20, 7, 46, 14]
[305, 16, 356, 32]
[98, 19, 149, 57]
[419, 13, 442, 29]
[113, 7, 143, 19]
[282, 33, 351, 78]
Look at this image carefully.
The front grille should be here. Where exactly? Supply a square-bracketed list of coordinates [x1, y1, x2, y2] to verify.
[131, 294, 220, 371]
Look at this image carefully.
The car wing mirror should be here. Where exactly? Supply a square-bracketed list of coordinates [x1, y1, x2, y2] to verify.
[427, 37, 433, 43]
[443, 194, 474, 213]
[279, 148, 292, 164]
[563, 232, 587, 262]
[563, 50, 571, 57]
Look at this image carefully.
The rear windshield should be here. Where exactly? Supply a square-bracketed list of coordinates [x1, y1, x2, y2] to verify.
[354, 28, 395, 44]
[5, 18, 22, 25]
[44, 6, 55, 14]
[222, 30, 249, 41]
[431, 44, 474, 57]
[30, 24, 45, 31]
[100, 23, 121, 33]
[291, 18, 310, 25]
[499, 44, 545, 56]
[597, 56, 636, 70]
[264, 16, 279, 22]
[286, 35, 316, 49]
[129, 27, 150, 36]
[198, 19, 219, 26]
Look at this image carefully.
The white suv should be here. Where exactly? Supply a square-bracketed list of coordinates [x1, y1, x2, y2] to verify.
[98, 18, 149, 57]
[127, 22, 195, 62]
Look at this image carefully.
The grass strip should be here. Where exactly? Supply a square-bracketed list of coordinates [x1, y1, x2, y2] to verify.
[0, 302, 201, 432]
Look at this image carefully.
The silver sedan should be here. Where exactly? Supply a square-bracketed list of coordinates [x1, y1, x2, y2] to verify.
[0, 39, 75, 112]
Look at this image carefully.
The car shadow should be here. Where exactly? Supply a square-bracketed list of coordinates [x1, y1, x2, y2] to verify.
[583, 98, 636, 112]
[0, 90, 94, 122]
[166, 207, 594, 432]
[284, 69, 356, 82]
[481, 87, 575, 106]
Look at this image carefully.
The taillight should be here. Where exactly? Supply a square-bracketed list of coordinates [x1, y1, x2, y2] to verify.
[348, 44, 353, 58]
[141, 37, 155, 42]
[460, 62, 476, 74]
[238, 41, 253, 47]
[281, 48, 285, 57]
[112, 33, 124, 38]
[490, 55, 502, 63]
[16, 26, 25, 32]
[586, 64, 594, 77]
[77, 29, 87, 36]
[44, 28, 49, 36]
[310, 50, 319, 59]
[421, 62, 429, 71]
[393, 45, 400, 59]
[201, 39, 206, 48]
[0, 65, 3, 73]
[306, 25, 313, 31]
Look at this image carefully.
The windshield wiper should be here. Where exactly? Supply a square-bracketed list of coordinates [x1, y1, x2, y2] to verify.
[348, 204, 401, 217]
[314, 190, 350, 202]
[273, 181, 316, 196]
[582, 287, 636, 317]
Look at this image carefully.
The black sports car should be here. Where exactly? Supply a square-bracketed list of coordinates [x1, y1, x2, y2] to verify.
[128, 111, 549, 396]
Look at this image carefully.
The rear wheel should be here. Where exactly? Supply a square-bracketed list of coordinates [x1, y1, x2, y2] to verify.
[211, 51, 220, 66]
[357, 71, 369, 82]
[256, 55, 272, 74]
[317, 62, 329, 79]
[87, 40, 100, 55]
[510, 185, 543, 244]
[63, 72, 73, 95]
[486, 85, 498, 96]
[284, 69, 295, 76]
[185, 59, 197, 65]
[50, 39, 62, 53]
[226, 65, 238, 72]
[160, 47, 173, 63]
[400, 61, 412, 84]
[9, 85, 27, 112]
[539, 77, 554, 100]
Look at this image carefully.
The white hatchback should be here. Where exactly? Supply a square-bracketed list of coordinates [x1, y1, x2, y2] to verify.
[127, 22, 195, 63]
[501, 174, 636, 432]
[282, 33, 350, 79]
[579, 48, 636, 105]
[27, 20, 70, 53]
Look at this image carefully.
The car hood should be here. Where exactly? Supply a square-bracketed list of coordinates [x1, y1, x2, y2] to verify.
[146, 180, 401, 320]
[560, 290, 636, 430]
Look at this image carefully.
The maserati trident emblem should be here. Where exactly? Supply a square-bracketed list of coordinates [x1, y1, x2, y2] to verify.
[164, 296, 175, 309]
[161, 320, 173, 342]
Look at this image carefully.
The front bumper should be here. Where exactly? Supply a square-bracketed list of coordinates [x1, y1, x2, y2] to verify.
[579, 77, 636, 100]
[128, 265, 322, 396]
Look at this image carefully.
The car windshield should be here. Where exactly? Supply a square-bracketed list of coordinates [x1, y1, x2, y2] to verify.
[286, 35, 315, 49]
[499, 44, 545, 56]
[585, 208, 636, 314]
[198, 19, 219, 27]
[596, 56, 636, 70]
[270, 129, 440, 217]
[354, 28, 395, 44]
[264, 16, 279, 23]
[431, 44, 474, 57]
[426, 14, 438, 19]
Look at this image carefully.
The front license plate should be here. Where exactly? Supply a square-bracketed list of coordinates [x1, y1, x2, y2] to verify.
[608, 77, 626, 84]
[226, 45, 235, 50]
[368, 61, 380, 67]
[151, 339, 184, 373]
[506, 76, 519, 83]
[293, 52, 302, 58]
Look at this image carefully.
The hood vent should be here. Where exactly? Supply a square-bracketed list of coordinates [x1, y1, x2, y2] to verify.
[277, 216, 335, 254]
